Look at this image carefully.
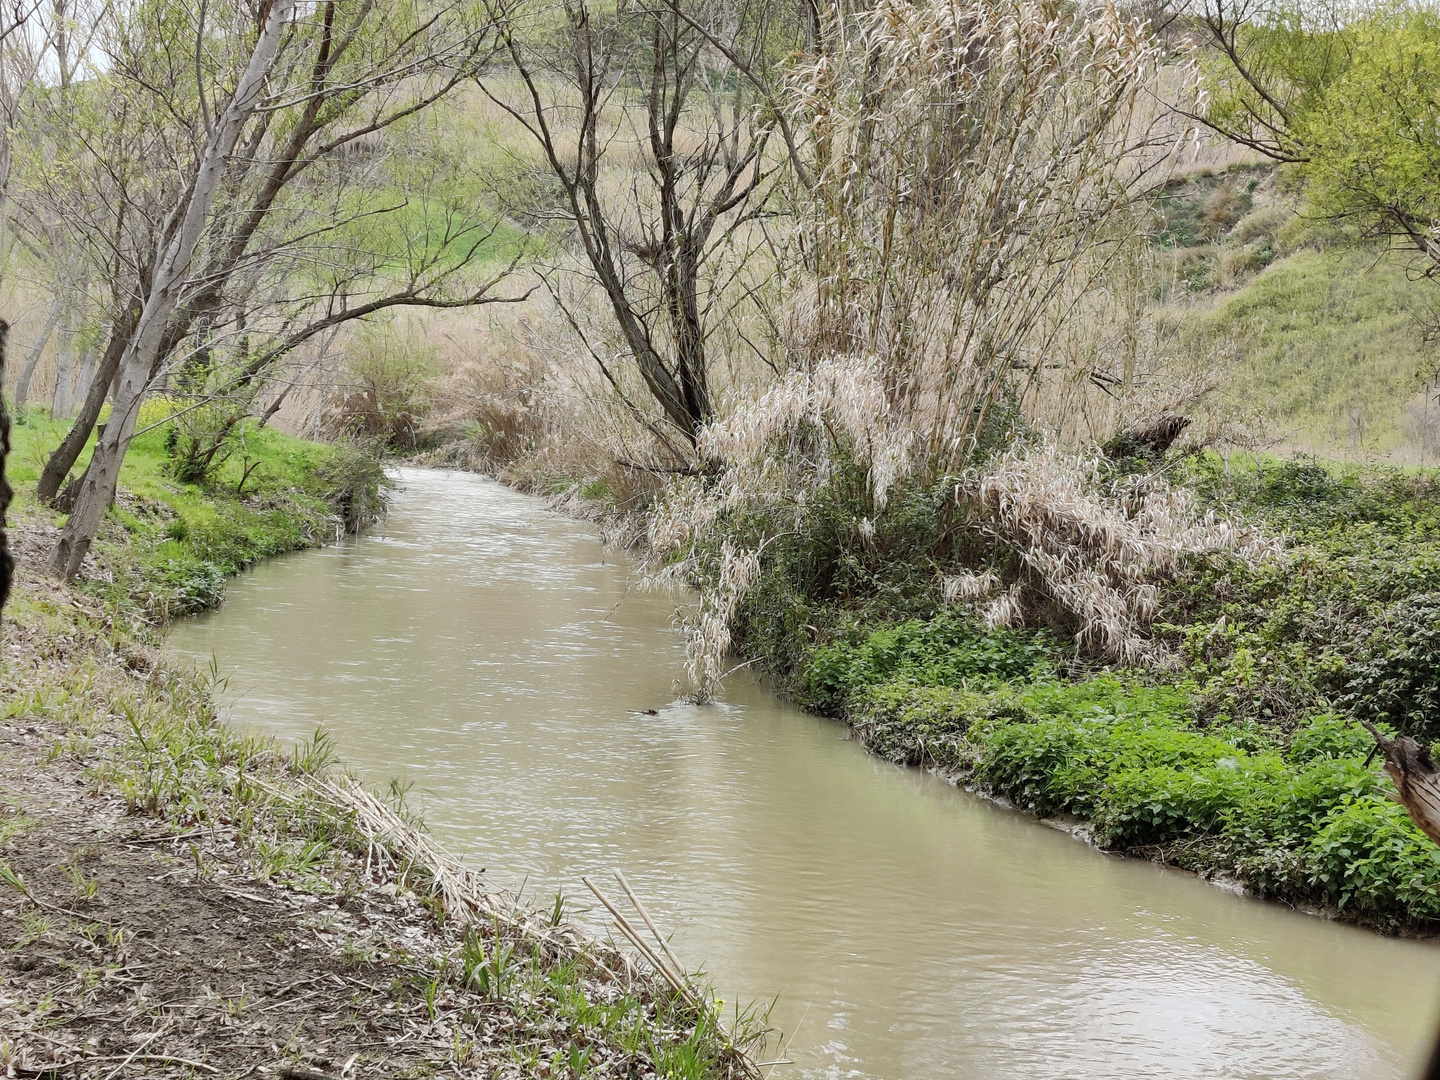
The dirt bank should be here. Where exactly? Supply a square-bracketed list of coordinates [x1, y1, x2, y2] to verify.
[1, 525, 762, 1080]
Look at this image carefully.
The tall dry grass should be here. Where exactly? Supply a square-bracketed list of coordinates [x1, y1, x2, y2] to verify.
[1026, 230, 1275, 453]
[780, 0, 1195, 466]
[634, 0, 1238, 696]
[955, 440, 1276, 662]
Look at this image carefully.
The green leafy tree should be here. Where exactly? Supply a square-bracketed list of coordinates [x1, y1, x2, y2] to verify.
[1196, 0, 1440, 286]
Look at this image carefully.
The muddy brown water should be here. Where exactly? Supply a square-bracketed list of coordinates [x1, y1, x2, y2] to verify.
[170, 466, 1440, 1080]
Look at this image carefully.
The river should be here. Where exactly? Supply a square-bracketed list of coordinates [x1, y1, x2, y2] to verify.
[169, 466, 1440, 1080]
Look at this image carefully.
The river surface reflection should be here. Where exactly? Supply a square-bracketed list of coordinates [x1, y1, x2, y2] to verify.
[170, 467, 1440, 1079]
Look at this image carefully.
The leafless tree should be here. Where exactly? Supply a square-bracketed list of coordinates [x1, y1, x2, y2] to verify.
[46, 0, 301, 577]
[5, 0, 524, 576]
[479, 0, 784, 451]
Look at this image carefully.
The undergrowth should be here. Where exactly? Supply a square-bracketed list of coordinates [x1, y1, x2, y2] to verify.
[722, 450, 1440, 932]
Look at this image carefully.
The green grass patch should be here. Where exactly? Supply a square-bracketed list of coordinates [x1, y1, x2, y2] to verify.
[9, 407, 345, 614]
[1179, 248, 1437, 454]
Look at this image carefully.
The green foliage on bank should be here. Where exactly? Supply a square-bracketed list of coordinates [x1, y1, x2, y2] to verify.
[748, 452, 1440, 931]
[802, 611, 1058, 714]
[1169, 456, 1440, 740]
[828, 645, 1438, 929]
[8, 408, 359, 614]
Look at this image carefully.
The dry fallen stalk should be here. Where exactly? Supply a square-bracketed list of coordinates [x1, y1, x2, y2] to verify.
[320, 774, 744, 1051]
[582, 875, 699, 1007]
[614, 869, 688, 976]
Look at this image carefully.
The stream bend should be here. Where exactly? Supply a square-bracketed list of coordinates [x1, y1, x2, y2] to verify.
[170, 467, 1440, 1080]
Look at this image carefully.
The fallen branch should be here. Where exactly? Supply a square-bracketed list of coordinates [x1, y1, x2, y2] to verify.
[1361, 721, 1440, 846]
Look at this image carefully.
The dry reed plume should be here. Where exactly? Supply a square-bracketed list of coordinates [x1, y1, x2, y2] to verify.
[783, 0, 1195, 465]
[955, 440, 1277, 662]
[646, 355, 912, 695]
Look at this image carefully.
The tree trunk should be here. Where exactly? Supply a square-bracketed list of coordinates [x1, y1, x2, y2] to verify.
[0, 320, 12, 613]
[1364, 724, 1440, 849]
[36, 314, 130, 502]
[12, 297, 62, 409]
[50, 316, 76, 416]
[67, 347, 95, 417]
[46, 0, 296, 578]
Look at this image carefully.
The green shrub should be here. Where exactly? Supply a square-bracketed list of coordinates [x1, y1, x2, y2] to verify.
[801, 611, 1057, 714]
[1158, 454, 1440, 731]
[1308, 797, 1440, 925]
[1271, 758, 1385, 839]
[1340, 592, 1440, 741]
[1287, 713, 1380, 763]
[724, 457, 1045, 691]
[1094, 757, 1282, 848]
[975, 685, 1228, 819]
[848, 679, 1027, 769]
[317, 440, 393, 534]
[977, 716, 1093, 816]
[155, 557, 228, 614]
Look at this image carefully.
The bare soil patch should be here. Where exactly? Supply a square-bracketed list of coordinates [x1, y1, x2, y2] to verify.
[1, 717, 446, 1080]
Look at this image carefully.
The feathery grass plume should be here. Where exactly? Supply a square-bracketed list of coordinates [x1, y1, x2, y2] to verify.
[647, 355, 915, 699]
[958, 441, 1277, 661]
[942, 569, 1001, 604]
[783, 0, 1196, 470]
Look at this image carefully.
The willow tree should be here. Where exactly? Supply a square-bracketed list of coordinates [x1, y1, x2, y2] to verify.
[19, 0, 519, 578]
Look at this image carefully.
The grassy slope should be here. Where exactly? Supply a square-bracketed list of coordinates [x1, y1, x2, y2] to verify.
[1153, 164, 1438, 458]
[1190, 249, 1436, 454]
[9, 409, 343, 614]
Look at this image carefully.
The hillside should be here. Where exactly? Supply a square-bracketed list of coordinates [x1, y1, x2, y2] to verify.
[1154, 166, 1440, 460]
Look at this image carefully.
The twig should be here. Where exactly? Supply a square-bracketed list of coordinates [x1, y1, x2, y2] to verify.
[100, 1029, 164, 1080]
[135, 1055, 220, 1074]
[122, 830, 207, 846]
[613, 870, 685, 976]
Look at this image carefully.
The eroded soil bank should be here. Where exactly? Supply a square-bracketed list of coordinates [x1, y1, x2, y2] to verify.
[1, 519, 758, 1080]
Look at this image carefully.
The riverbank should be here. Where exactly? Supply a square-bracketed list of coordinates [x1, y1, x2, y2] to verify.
[1, 440, 761, 1079]
[448, 445, 1440, 935]
[4, 409, 388, 617]
[737, 455, 1440, 935]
